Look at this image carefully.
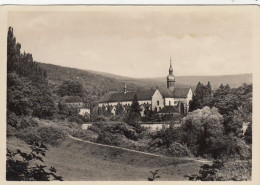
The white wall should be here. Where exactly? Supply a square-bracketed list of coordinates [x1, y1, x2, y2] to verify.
[186, 88, 193, 105]
[79, 108, 90, 116]
[99, 100, 151, 108]
[151, 89, 164, 111]
[141, 123, 170, 131]
[164, 98, 175, 106]
[138, 100, 152, 105]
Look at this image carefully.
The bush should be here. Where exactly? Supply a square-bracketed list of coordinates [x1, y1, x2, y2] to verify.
[186, 159, 251, 181]
[18, 117, 39, 129]
[88, 122, 138, 141]
[96, 132, 123, 146]
[16, 126, 66, 146]
[7, 111, 19, 127]
[166, 142, 193, 157]
[36, 127, 67, 146]
[70, 129, 98, 142]
[213, 134, 251, 160]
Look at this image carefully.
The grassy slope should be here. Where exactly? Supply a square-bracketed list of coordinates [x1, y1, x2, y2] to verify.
[40, 63, 252, 93]
[7, 136, 203, 181]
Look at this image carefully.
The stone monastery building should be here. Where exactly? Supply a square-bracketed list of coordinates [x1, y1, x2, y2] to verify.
[98, 59, 193, 115]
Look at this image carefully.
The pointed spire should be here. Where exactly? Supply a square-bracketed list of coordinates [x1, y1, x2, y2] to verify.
[169, 57, 173, 75]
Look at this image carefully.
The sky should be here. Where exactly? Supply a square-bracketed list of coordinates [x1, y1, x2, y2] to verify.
[8, 6, 253, 78]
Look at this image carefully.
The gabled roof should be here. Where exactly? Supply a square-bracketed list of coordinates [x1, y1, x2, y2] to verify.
[173, 87, 191, 98]
[99, 89, 156, 103]
[158, 106, 179, 114]
[158, 87, 174, 98]
[158, 87, 191, 98]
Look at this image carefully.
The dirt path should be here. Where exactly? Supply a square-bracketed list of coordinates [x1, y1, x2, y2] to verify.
[68, 135, 212, 164]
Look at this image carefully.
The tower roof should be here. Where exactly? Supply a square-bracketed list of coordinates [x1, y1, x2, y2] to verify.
[169, 57, 173, 73]
[167, 57, 175, 81]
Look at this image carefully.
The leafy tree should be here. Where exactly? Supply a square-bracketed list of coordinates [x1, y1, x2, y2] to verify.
[115, 102, 124, 116]
[57, 80, 84, 97]
[210, 83, 252, 135]
[7, 73, 33, 116]
[150, 125, 181, 148]
[8, 27, 48, 83]
[190, 82, 213, 111]
[6, 142, 63, 181]
[125, 95, 141, 129]
[181, 107, 224, 157]
[7, 27, 56, 120]
[31, 84, 57, 119]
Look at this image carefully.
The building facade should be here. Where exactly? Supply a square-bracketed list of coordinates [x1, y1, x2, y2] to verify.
[98, 59, 193, 116]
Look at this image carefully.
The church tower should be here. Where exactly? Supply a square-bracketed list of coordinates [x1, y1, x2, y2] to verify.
[167, 58, 175, 91]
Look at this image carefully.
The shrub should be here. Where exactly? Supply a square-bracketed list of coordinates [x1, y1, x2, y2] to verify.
[214, 134, 251, 160]
[186, 159, 251, 181]
[16, 126, 66, 146]
[36, 127, 66, 146]
[88, 122, 138, 141]
[7, 125, 18, 137]
[70, 129, 98, 142]
[7, 111, 19, 127]
[96, 132, 123, 146]
[17, 117, 39, 129]
[166, 142, 193, 157]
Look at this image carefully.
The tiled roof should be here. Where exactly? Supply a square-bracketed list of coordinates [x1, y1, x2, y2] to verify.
[158, 87, 174, 98]
[173, 87, 191, 98]
[99, 87, 191, 103]
[158, 106, 179, 114]
[100, 89, 156, 103]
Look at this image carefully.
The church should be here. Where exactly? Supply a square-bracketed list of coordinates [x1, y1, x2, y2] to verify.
[98, 59, 193, 116]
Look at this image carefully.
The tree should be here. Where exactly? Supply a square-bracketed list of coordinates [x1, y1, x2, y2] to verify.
[57, 80, 84, 97]
[7, 27, 55, 121]
[31, 84, 57, 119]
[181, 107, 224, 157]
[125, 95, 141, 129]
[210, 83, 252, 135]
[130, 95, 141, 114]
[115, 102, 124, 116]
[190, 82, 213, 111]
[6, 142, 63, 181]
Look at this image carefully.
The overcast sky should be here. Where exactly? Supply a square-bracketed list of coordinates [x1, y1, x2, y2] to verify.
[8, 6, 253, 78]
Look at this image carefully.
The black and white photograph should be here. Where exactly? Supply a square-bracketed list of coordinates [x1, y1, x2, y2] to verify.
[2, 4, 260, 182]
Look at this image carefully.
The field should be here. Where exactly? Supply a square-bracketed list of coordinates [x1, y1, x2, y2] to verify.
[7, 136, 207, 181]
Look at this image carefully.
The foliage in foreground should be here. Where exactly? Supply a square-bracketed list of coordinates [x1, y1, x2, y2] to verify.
[148, 169, 160, 181]
[181, 106, 251, 159]
[6, 141, 63, 181]
[186, 159, 251, 181]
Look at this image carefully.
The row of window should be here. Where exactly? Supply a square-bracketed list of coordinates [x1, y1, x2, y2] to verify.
[157, 101, 172, 106]
[154, 107, 162, 112]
